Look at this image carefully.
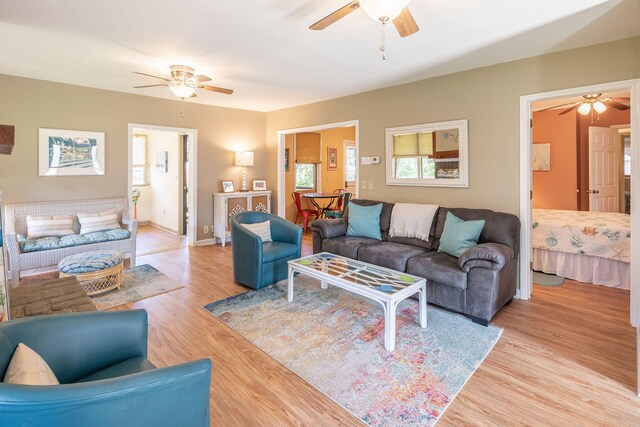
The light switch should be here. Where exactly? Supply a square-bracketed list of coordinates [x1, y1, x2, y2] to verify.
[368, 181, 374, 189]
[361, 180, 367, 189]
[361, 157, 372, 165]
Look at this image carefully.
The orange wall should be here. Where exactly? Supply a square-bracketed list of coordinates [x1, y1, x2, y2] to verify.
[532, 109, 578, 210]
[318, 127, 356, 193]
[577, 108, 630, 210]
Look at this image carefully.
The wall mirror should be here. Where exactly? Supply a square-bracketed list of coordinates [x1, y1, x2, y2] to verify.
[385, 119, 468, 188]
[0, 192, 8, 321]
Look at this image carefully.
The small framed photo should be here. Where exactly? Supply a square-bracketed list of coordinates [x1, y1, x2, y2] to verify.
[252, 179, 267, 191]
[285, 148, 290, 171]
[221, 180, 235, 193]
[327, 147, 338, 170]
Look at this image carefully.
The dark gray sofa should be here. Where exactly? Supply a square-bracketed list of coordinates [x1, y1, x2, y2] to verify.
[311, 199, 520, 325]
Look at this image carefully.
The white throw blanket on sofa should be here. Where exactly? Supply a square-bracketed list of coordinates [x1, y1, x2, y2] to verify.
[389, 203, 439, 242]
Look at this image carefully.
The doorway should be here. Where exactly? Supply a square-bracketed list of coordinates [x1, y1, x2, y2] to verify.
[128, 124, 198, 254]
[277, 120, 360, 220]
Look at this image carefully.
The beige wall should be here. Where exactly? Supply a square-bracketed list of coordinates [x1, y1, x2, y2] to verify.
[0, 74, 266, 241]
[266, 36, 640, 216]
[146, 129, 181, 233]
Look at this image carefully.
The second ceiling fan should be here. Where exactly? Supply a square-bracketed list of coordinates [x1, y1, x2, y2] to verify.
[310, 0, 419, 59]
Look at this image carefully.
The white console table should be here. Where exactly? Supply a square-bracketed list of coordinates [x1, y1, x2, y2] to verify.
[212, 190, 271, 246]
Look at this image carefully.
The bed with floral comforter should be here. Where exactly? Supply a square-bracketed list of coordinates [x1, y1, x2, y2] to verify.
[532, 209, 630, 288]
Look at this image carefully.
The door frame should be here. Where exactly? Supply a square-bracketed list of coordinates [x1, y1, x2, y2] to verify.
[518, 79, 640, 325]
[276, 120, 360, 218]
[127, 123, 198, 246]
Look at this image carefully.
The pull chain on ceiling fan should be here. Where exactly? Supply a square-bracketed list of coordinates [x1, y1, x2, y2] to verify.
[310, 0, 418, 60]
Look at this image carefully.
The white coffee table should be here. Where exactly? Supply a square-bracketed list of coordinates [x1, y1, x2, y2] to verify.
[287, 252, 427, 351]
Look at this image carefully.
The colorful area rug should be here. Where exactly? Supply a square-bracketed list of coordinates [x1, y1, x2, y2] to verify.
[93, 264, 183, 310]
[204, 277, 502, 426]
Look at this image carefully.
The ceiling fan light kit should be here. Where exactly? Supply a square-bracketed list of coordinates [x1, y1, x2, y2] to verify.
[169, 83, 196, 99]
[359, 0, 410, 21]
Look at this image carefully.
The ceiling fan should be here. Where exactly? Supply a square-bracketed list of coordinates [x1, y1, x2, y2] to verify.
[133, 65, 233, 99]
[538, 93, 630, 117]
[310, 0, 419, 59]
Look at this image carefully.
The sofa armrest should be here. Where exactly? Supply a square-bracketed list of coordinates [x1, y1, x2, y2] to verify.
[311, 218, 348, 240]
[230, 217, 262, 285]
[121, 211, 138, 236]
[458, 243, 514, 272]
[0, 310, 148, 383]
[0, 359, 212, 427]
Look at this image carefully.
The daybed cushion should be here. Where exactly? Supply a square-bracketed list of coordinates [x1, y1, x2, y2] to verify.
[18, 229, 130, 253]
[357, 242, 427, 272]
[58, 250, 124, 274]
[77, 208, 120, 234]
[407, 252, 468, 290]
[322, 236, 379, 259]
[26, 214, 74, 239]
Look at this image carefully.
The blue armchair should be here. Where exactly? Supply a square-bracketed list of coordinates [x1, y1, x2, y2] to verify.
[0, 310, 212, 427]
[231, 212, 302, 289]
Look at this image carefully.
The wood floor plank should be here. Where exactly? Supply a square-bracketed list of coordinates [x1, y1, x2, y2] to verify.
[16, 227, 640, 425]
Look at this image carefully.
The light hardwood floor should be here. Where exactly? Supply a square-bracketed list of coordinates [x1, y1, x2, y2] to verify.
[136, 224, 188, 256]
[21, 229, 640, 425]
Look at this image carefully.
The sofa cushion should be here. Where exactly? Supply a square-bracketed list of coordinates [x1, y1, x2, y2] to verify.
[346, 203, 382, 240]
[26, 214, 74, 239]
[407, 252, 467, 290]
[3, 343, 60, 385]
[357, 242, 427, 272]
[76, 356, 156, 383]
[347, 199, 395, 237]
[438, 212, 485, 258]
[77, 208, 120, 234]
[322, 236, 379, 259]
[18, 229, 130, 253]
[262, 241, 299, 263]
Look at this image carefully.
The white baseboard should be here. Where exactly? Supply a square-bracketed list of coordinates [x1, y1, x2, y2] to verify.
[196, 238, 214, 246]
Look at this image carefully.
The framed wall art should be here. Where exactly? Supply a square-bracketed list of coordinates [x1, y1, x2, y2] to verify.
[38, 128, 105, 176]
[327, 147, 338, 170]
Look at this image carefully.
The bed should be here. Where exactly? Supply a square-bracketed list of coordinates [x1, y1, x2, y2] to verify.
[532, 209, 630, 289]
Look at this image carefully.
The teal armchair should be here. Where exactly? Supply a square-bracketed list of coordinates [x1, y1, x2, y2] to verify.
[0, 310, 212, 427]
[231, 212, 302, 289]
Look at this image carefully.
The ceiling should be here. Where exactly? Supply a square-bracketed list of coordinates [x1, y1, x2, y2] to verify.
[532, 90, 631, 111]
[0, 0, 639, 112]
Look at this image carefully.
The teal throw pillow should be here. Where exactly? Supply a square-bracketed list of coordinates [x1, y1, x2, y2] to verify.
[438, 212, 485, 258]
[347, 203, 382, 240]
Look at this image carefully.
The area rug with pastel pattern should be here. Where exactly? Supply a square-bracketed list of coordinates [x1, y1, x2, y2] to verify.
[204, 276, 502, 426]
[92, 264, 183, 310]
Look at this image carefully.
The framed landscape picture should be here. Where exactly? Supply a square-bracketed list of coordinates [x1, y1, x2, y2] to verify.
[38, 128, 105, 176]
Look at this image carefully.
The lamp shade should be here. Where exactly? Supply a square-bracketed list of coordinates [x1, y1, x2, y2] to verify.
[593, 101, 607, 114]
[359, 0, 410, 20]
[235, 151, 254, 167]
[169, 83, 196, 99]
[577, 103, 591, 115]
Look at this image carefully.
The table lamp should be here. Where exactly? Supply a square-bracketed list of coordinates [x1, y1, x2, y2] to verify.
[235, 151, 254, 192]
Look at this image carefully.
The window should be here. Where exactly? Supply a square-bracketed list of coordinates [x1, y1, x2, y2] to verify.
[624, 137, 631, 176]
[132, 134, 148, 185]
[295, 163, 316, 190]
[345, 145, 356, 185]
[392, 132, 434, 179]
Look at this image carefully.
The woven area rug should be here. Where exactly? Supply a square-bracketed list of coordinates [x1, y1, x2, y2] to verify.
[204, 277, 502, 426]
[93, 264, 183, 310]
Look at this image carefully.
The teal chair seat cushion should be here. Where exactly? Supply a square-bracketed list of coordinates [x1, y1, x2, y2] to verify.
[262, 242, 299, 263]
[58, 250, 124, 274]
[76, 356, 156, 383]
[18, 229, 130, 253]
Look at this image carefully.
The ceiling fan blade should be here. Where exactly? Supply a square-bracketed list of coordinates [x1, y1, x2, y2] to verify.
[536, 102, 579, 112]
[606, 100, 630, 110]
[612, 97, 630, 101]
[190, 75, 211, 83]
[310, 1, 360, 30]
[393, 7, 419, 37]
[189, 92, 198, 98]
[559, 104, 579, 115]
[198, 85, 234, 95]
[133, 71, 170, 81]
[133, 84, 169, 88]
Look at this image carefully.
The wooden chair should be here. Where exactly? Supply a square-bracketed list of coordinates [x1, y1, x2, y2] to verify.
[292, 192, 319, 229]
[324, 192, 351, 219]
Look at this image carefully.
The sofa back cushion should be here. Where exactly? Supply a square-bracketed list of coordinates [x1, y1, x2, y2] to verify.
[6, 198, 127, 236]
[434, 207, 520, 256]
[77, 208, 120, 234]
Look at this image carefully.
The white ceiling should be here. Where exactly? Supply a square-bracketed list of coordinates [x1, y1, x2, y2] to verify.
[0, 0, 639, 112]
[532, 90, 631, 111]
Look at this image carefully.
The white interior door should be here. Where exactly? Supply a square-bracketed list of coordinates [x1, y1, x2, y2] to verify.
[589, 126, 620, 212]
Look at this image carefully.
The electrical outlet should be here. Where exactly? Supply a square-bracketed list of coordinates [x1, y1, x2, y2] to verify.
[368, 181, 374, 190]
[203, 225, 209, 234]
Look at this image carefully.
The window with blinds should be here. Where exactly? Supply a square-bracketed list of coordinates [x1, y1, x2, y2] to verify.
[132, 134, 148, 185]
[392, 132, 435, 179]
